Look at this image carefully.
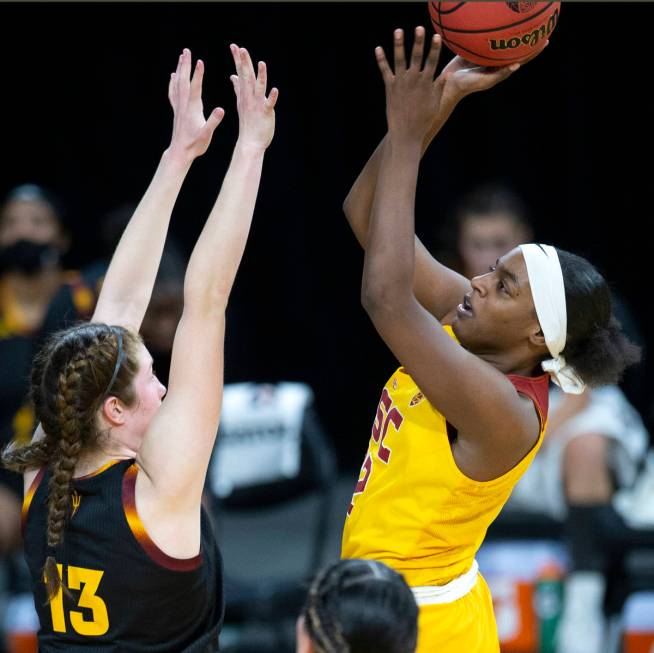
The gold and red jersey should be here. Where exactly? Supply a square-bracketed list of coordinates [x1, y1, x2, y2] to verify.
[342, 326, 549, 587]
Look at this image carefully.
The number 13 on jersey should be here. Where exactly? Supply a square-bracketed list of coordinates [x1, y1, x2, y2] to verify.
[348, 388, 404, 515]
[47, 564, 109, 636]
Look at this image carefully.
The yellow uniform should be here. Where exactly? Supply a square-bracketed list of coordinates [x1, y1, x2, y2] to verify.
[342, 326, 549, 652]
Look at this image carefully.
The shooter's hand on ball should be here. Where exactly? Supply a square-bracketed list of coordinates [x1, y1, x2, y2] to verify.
[229, 44, 278, 152]
[168, 48, 225, 163]
[438, 55, 518, 109]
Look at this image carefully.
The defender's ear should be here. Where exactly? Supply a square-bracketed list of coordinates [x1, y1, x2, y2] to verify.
[101, 396, 126, 427]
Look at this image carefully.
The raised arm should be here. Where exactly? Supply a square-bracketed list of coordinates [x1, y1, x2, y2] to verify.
[138, 45, 277, 507]
[92, 49, 224, 331]
[25, 49, 224, 457]
[345, 47, 520, 319]
[361, 28, 536, 480]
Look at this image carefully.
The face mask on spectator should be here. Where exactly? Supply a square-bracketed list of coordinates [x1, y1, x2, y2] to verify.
[0, 239, 60, 276]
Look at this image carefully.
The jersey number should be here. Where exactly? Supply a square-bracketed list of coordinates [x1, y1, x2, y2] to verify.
[348, 388, 404, 515]
[47, 564, 109, 636]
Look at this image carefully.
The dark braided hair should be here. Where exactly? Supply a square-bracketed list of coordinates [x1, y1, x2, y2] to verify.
[302, 559, 418, 653]
[2, 322, 141, 600]
[557, 249, 641, 387]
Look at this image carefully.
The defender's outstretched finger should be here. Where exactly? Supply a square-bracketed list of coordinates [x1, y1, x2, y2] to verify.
[410, 26, 426, 70]
[393, 29, 406, 71]
[256, 61, 267, 98]
[239, 48, 255, 82]
[168, 72, 177, 109]
[181, 48, 192, 79]
[190, 59, 205, 102]
[177, 49, 192, 106]
[265, 87, 279, 111]
[230, 44, 242, 78]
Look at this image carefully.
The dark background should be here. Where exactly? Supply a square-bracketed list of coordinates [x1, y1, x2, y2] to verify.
[2, 2, 651, 470]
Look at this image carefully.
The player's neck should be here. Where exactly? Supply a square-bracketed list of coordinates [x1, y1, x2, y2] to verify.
[476, 348, 541, 378]
[74, 445, 137, 479]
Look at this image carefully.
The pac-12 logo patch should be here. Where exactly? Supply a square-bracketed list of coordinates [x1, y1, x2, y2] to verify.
[409, 392, 424, 407]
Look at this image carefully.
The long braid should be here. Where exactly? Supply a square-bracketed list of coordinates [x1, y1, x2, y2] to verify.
[43, 356, 89, 601]
[0, 323, 141, 601]
[2, 342, 59, 472]
[2, 438, 54, 472]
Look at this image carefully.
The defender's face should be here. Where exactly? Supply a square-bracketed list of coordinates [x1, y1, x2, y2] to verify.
[451, 247, 541, 355]
[126, 343, 167, 446]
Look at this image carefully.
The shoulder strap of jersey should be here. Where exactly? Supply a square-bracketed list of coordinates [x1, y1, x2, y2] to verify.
[506, 373, 550, 429]
[21, 466, 47, 535]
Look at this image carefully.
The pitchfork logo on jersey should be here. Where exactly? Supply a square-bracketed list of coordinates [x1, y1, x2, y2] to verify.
[409, 392, 424, 407]
[506, 1, 536, 12]
[71, 491, 82, 518]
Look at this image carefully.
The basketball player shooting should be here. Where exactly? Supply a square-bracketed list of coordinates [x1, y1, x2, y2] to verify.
[340, 27, 639, 653]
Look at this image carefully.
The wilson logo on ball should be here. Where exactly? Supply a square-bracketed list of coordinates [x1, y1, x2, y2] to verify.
[490, 7, 559, 51]
[429, 1, 561, 67]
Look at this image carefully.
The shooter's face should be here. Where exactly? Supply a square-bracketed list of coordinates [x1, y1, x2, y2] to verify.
[451, 247, 542, 358]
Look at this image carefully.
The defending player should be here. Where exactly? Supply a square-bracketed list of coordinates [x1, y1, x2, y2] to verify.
[340, 27, 640, 652]
[2, 44, 277, 651]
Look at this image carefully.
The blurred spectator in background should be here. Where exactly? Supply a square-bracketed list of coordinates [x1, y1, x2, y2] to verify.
[0, 184, 95, 558]
[296, 558, 418, 653]
[0, 184, 96, 651]
[436, 182, 651, 653]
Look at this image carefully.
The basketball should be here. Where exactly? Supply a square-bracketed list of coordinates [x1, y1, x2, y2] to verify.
[428, 1, 561, 67]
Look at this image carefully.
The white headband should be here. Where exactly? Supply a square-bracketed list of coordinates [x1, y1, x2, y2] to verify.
[519, 244, 585, 395]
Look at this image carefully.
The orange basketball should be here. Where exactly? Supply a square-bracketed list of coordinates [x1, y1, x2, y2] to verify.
[428, 1, 560, 67]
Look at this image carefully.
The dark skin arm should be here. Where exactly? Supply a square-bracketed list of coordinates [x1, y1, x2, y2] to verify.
[361, 28, 539, 481]
[345, 37, 546, 321]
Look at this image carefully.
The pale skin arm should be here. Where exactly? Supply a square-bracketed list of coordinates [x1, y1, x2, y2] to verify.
[24, 50, 224, 488]
[136, 46, 277, 533]
[362, 28, 537, 480]
[91, 49, 224, 331]
[345, 37, 540, 319]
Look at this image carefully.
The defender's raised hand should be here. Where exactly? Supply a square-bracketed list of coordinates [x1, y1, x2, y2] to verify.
[168, 48, 225, 161]
[229, 44, 278, 151]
